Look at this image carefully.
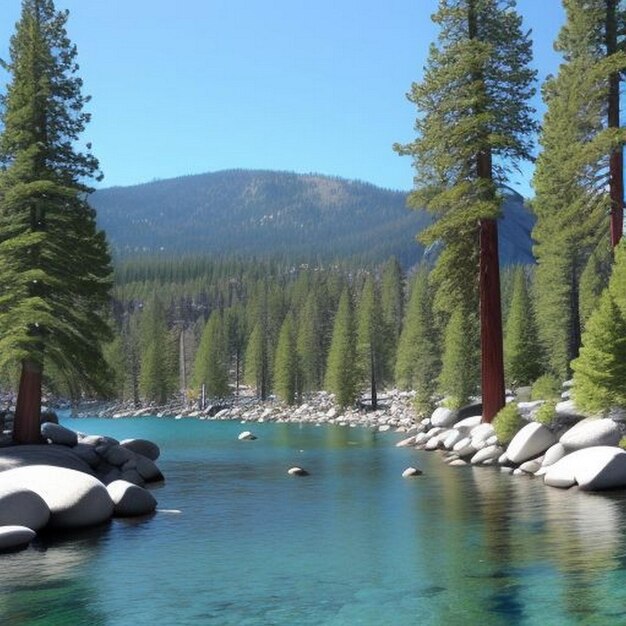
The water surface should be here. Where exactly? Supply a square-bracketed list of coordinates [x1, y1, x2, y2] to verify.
[1, 416, 626, 625]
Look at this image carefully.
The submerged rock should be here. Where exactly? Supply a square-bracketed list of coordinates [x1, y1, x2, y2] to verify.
[107, 480, 157, 517]
[401, 466, 423, 477]
[0, 526, 36, 552]
[238, 431, 257, 441]
[287, 466, 309, 476]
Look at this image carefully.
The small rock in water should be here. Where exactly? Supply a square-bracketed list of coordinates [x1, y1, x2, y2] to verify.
[402, 467, 423, 478]
[288, 466, 309, 476]
[238, 431, 257, 441]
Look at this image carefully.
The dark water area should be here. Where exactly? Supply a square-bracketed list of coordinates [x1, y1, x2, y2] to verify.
[1, 416, 626, 625]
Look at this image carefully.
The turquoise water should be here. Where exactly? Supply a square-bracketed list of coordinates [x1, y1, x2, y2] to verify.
[2, 417, 626, 625]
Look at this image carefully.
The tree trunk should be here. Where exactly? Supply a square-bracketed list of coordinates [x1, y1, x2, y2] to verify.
[13, 359, 43, 444]
[607, 0, 624, 248]
[370, 348, 377, 410]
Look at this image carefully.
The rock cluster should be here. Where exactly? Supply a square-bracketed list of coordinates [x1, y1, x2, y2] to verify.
[0, 424, 163, 552]
[412, 400, 626, 492]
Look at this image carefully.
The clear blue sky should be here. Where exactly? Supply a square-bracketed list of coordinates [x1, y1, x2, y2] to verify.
[0, 0, 564, 195]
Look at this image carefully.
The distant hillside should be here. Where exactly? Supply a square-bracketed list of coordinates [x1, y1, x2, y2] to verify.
[91, 169, 534, 267]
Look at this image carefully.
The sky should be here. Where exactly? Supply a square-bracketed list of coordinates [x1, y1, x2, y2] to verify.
[0, 1, 565, 196]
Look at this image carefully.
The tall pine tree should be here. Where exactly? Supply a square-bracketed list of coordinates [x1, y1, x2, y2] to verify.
[0, 0, 112, 442]
[395, 0, 537, 422]
[192, 310, 230, 400]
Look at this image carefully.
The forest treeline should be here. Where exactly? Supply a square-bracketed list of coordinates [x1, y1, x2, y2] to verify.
[90, 253, 608, 414]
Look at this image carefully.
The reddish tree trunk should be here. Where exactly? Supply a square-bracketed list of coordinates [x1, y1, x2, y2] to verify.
[13, 359, 43, 444]
[607, 0, 624, 248]
[479, 215, 506, 423]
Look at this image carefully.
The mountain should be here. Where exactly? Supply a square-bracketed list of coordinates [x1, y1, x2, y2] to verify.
[90, 169, 535, 267]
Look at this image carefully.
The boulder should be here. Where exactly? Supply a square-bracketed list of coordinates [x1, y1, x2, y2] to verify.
[103, 444, 135, 467]
[448, 459, 467, 467]
[453, 415, 482, 430]
[107, 480, 157, 517]
[442, 429, 464, 450]
[395, 436, 416, 448]
[519, 458, 542, 474]
[41, 423, 78, 447]
[238, 431, 257, 441]
[470, 423, 495, 447]
[0, 486, 50, 531]
[506, 423, 557, 464]
[120, 439, 160, 461]
[121, 469, 144, 486]
[470, 445, 503, 465]
[135, 455, 164, 483]
[425, 436, 441, 451]
[559, 418, 622, 451]
[71, 443, 101, 468]
[401, 467, 422, 477]
[287, 466, 309, 476]
[0, 445, 93, 474]
[40, 408, 59, 425]
[455, 402, 482, 420]
[541, 443, 567, 468]
[0, 526, 36, 552]
[544, 446, 626, 491]
[0, 465, 113, 528]
[430, 407, 458, 428]
[79, 434, 119, 446]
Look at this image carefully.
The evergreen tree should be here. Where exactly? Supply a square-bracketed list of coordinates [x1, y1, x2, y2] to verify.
[297, 291, 324, 392]
[394, 268, 439, 412]
[244, 322, 270, 400]
[138, 297, 176, 404]
[356, 276, 386, 409]
[325, 289, 358, 409]
[532, 1, 626, 380]
[0, 0, 112, 442]
[192, 310, 229, 399]
[503, 267, 542, 387]
[273, 313, 300, 405]
[579, 239, 613, 329]
[381, 257, 404, 371]
[395, 0, 537, 421]
[224, 304, 246, 395]
[438, 307, 479, 408]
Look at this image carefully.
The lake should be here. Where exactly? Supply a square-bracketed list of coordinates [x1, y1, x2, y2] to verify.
[1, 416, 626, 625]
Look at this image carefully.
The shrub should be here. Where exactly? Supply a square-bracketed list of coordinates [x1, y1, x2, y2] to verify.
[619, 437, 626, 451]
[534, 401, 556, 427]
[531, 374, 561, 401]
[493, 403, 524, 445]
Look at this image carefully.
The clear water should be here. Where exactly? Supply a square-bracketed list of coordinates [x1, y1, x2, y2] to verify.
[2, 416, 626, 625]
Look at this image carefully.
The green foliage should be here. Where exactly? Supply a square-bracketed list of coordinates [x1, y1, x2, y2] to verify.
[325, 289, 358, 409]
[438, 307, 479, 409]
[244, 322, 271, 400]
[381, 258, 404, 370]
[579, 239, 612, 330]
[619, 437, 626, 451]
[572, 291, 626, 414]
[534, 401, 557, 427]
[0, 0, 112, 400]
[503, 267, 542, 386]
[192, 310, 229, 399]
[138, 298, 177, 404]
[273, 314, 300, 405]
[395, 268, 439, 402]
[493, 403, 524, 445]
[530, 374, 562, 401]
[532, 0, 626, 379]
[296, 291, 325, 392]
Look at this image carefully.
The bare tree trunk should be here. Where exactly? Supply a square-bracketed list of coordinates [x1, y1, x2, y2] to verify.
[13, 359, 43, 444]
[370, 348, 377, 410]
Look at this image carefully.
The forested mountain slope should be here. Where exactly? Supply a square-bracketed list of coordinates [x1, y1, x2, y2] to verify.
[91, 169, 534, 266]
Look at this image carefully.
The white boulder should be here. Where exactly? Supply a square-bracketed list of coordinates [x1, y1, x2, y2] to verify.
[448, 459, 467, 467]
[401, 467, 423, 477]
[0, 445, 93, 474]
[453, 415, 482, 430]
[107, 480, 157, 517]
[0, 526, 36, 552]
[238, 431, 257, 441]
[544, 446, 626, 491]
[470, 423, 495, 448]
[288, 466, 309, 476]
[471, 445, 503, 465]
[541, 443, 567, 468]
[395, 436, 416, 447]
[442, 429, 463, 450]
[430, 407, 458, 428]
[0, 465, 113, 528]
[506, 423, 556, 464]
[41, 423, 78, 447]
[559, 418, 622, 451]
[519, 458, 542, 474]
[0, 486, 50, 531]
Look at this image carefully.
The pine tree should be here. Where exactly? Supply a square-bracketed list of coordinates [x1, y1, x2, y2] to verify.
[0, 0, 112, 442]
[244, 322, 270, 400]
[532, 1, 626, 380]
[579, 239, 613, 329]
[296, 291, 324, 392]
[394, 268, 439, 411]
[273, 313, 300, 405]
[138, 297, 176, 404]
[381, 257, 404, 371]
[438, 307, 479, 409]
[224, 304, 246, 396]
[503, 267, 542, 387]
[324, 289, 358, 409]
[192, 310, 229, 399]
[394, 0, 537, 422]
